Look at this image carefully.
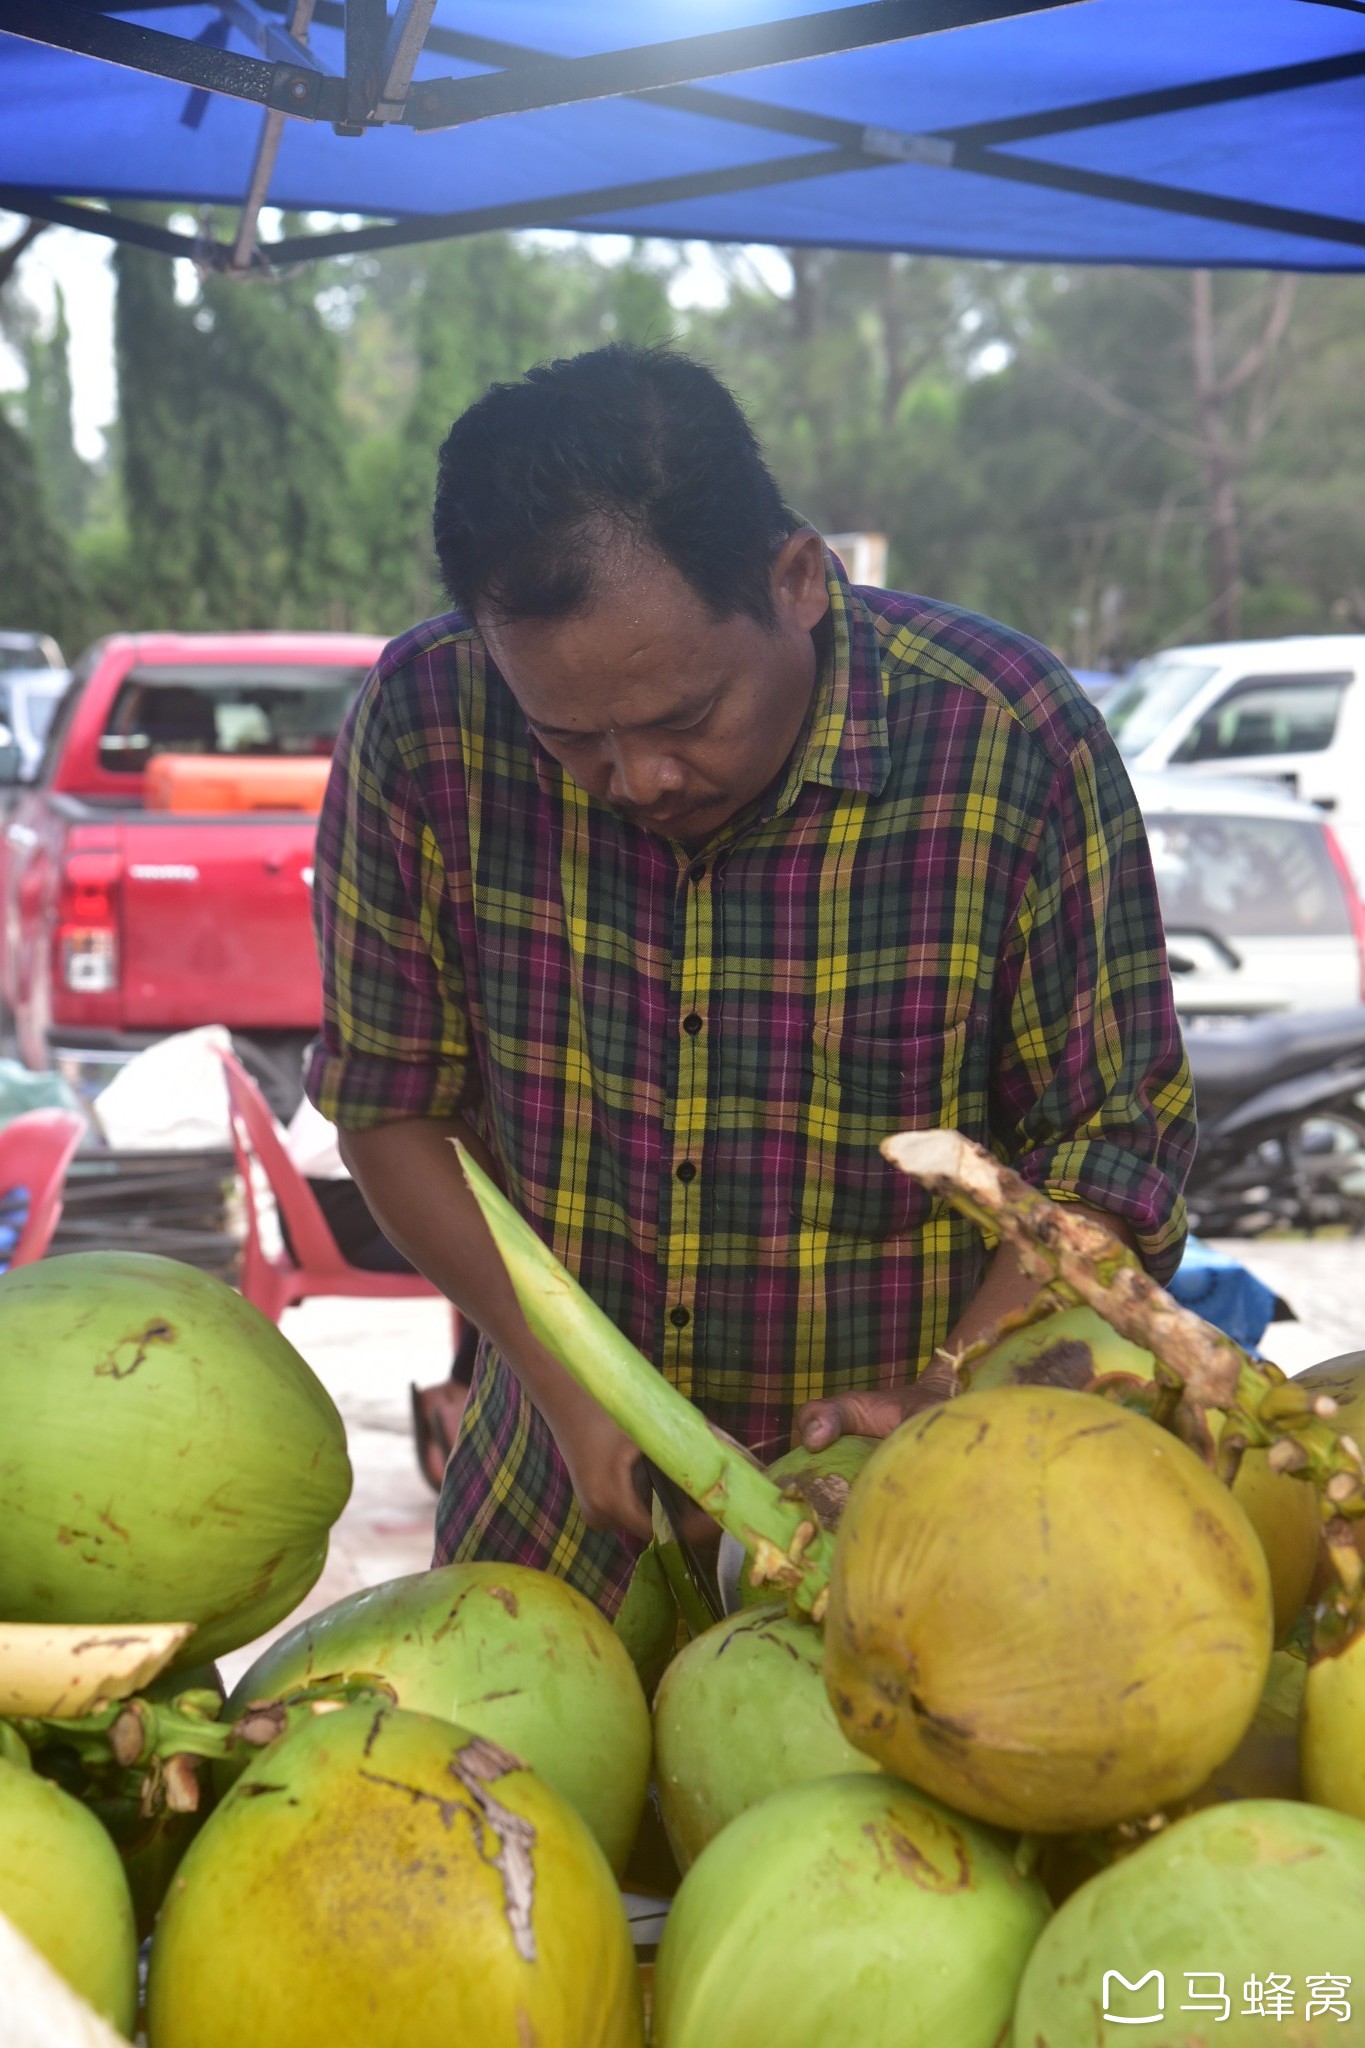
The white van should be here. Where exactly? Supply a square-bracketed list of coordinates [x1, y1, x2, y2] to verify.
[1104, 636, 1365, 894]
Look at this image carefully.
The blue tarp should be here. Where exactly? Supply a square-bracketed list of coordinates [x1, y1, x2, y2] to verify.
[1167, 1235, 1283, 1352]
[0, 2, 1363, 271]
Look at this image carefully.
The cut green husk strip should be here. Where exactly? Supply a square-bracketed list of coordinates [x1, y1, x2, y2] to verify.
[456, 1147, 836, 1614]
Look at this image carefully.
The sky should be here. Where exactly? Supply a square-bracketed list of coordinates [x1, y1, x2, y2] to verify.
[0, 210, 791, 466]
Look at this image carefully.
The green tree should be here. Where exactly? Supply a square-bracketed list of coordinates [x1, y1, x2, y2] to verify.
[0, 221, 84, 650]
[0, 403, 83, 647]
[331, 231, 678, 630]
[114, 236, 352, 628]
[22, 286, 93, 531]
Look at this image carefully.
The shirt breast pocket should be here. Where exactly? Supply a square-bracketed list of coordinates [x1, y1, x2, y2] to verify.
[792, 1019, 969, 1239]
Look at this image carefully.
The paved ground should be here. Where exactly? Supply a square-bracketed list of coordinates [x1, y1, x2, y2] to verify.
[217, 1238, 1365, 1692]
[1220, 1237, 1365, 1377]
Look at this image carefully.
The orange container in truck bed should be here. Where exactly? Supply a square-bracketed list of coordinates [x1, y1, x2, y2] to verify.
[144, 753, 333, 815]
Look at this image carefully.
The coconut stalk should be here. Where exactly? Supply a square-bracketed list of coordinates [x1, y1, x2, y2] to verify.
[881, 1130, 1365, 1611]
[455, 1147, 836, 1615]
[8, 1676, 392, 1818]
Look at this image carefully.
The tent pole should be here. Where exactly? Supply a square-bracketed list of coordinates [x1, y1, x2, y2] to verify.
[230, 0, 316, 272]
[374, 0, 439, 123]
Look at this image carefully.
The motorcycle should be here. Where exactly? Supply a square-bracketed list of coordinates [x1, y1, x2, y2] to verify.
[1184, 1008, 1365, 1237]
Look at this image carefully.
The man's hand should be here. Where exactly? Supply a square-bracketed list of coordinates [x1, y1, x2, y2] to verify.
[542, 1377, 655, 1542]
[796, 1201, 1136, 1452]
[797, 1355, 959, 1450]
[338, 1116, 654, 1542]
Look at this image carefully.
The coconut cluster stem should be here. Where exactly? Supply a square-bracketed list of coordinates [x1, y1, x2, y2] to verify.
[456, 1146, 836, 1614]
[8, 1676, 396, 1815]
[882, 1131, 1365, 1615]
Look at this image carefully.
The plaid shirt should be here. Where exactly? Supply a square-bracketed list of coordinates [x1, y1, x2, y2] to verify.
[308, 551, 1193, 1615]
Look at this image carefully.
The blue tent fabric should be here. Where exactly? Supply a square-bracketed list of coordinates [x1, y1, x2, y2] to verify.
[1, 2, 1363, 271]
[1167, 1234, 1282, 1353]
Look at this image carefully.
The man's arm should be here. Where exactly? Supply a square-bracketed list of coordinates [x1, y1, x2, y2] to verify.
[309, 678, 651, 1542]
[797, 1201, 1134, 1448]
[339, 1115, 653, 1540]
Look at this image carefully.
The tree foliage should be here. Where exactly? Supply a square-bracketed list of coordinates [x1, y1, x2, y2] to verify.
[4, 225, 1365, 671]
[113, 238, 352, 629]
[0, 403, 83, 646]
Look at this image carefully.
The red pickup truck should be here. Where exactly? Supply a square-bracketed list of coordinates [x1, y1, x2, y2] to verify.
[0, 631, 384, 1092]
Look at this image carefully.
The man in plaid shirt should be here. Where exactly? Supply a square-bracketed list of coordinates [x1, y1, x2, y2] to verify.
[308, 344, 1194, 1617]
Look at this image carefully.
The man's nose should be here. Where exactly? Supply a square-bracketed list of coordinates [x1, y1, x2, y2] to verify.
[605, 739, 684, 808]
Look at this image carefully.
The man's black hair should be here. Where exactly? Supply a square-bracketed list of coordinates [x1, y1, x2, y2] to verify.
[432, 343, 793, 629]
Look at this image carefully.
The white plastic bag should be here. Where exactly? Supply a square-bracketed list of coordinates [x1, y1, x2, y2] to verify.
[91, 1024, 233, 1152]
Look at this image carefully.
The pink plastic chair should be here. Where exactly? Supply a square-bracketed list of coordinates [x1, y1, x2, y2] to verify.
[217, 1048, 462, 1344]
[0, 1108, 87, 1267]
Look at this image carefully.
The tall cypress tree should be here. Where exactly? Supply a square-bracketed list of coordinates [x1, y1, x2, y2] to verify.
[0, 403, 82, 648]
[114, 241, 206, 623]
[22, 287, 93, 532]
[114, 243, 351, 628]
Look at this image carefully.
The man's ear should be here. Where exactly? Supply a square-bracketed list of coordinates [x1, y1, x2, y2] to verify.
[770, 529, 830, 634]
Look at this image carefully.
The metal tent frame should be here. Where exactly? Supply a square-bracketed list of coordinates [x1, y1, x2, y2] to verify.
[1, 0, 1363, 274]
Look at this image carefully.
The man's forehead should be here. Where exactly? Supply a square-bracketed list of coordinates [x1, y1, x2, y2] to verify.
[483, 594, 737, 736]
[514, 665, 718, 739]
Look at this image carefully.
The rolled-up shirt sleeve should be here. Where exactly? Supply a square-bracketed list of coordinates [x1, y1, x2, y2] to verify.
[988, 722, 1195, 1283]
[306, 672, 474, 1130]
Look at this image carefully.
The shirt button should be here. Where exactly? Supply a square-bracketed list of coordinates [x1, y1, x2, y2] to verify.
[687, 861, 707, 885]
[682, 1012, 702, 1035]
[669, 1306, 691, 1328]
[676, 1161, 697, 1183]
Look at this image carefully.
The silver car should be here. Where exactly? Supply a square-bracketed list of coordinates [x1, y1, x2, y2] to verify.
[1134, 771, 1364, 1019]
[0, 668, 70, 780]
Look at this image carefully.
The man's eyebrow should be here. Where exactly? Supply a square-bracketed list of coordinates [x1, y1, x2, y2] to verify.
[527, 716, 596, 740]
[529, 692, 717, 741]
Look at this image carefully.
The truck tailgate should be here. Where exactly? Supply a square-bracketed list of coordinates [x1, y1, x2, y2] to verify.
[118, 816, 320, 1029]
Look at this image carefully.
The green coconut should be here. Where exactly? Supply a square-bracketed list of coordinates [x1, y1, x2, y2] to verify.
[652, 1773, 1048, 2048]
[1295, 1348, 1365, 1419]
[146, 1701, 643, 2048]
[1297, 1350, 1365, 1561]
[652, 1602, 878, 1871]
[966, 1302, 1322, 1639]
[1302, 1620, 1365, 1822]
[1014, 1799, 1365, 2044]
[962, 1300, 1158, 1393]
[1231, 1444, 1323, 1641]
[1036, 1647, 1310, 1909]
[0, 1752, 138, 2033]
[219, 1561, 650, 1875]
[1189, 1644, 1306, 1809]
[733, 1436, 878, 1609]
[823, 1385, 1273, 1832]
[613, 1541, 679, 1698]
[0, 1252, 351, 1662]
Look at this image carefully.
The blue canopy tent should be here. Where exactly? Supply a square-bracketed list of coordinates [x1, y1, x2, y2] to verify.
[0, 1, 1362, 274]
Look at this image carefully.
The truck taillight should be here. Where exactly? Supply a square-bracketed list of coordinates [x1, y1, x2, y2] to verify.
[1322, 825, 1365, 1004]
[57, 851, 122, 994]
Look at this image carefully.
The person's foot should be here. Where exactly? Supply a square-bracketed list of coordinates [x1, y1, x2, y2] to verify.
[410, 1379, 469, 1493]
